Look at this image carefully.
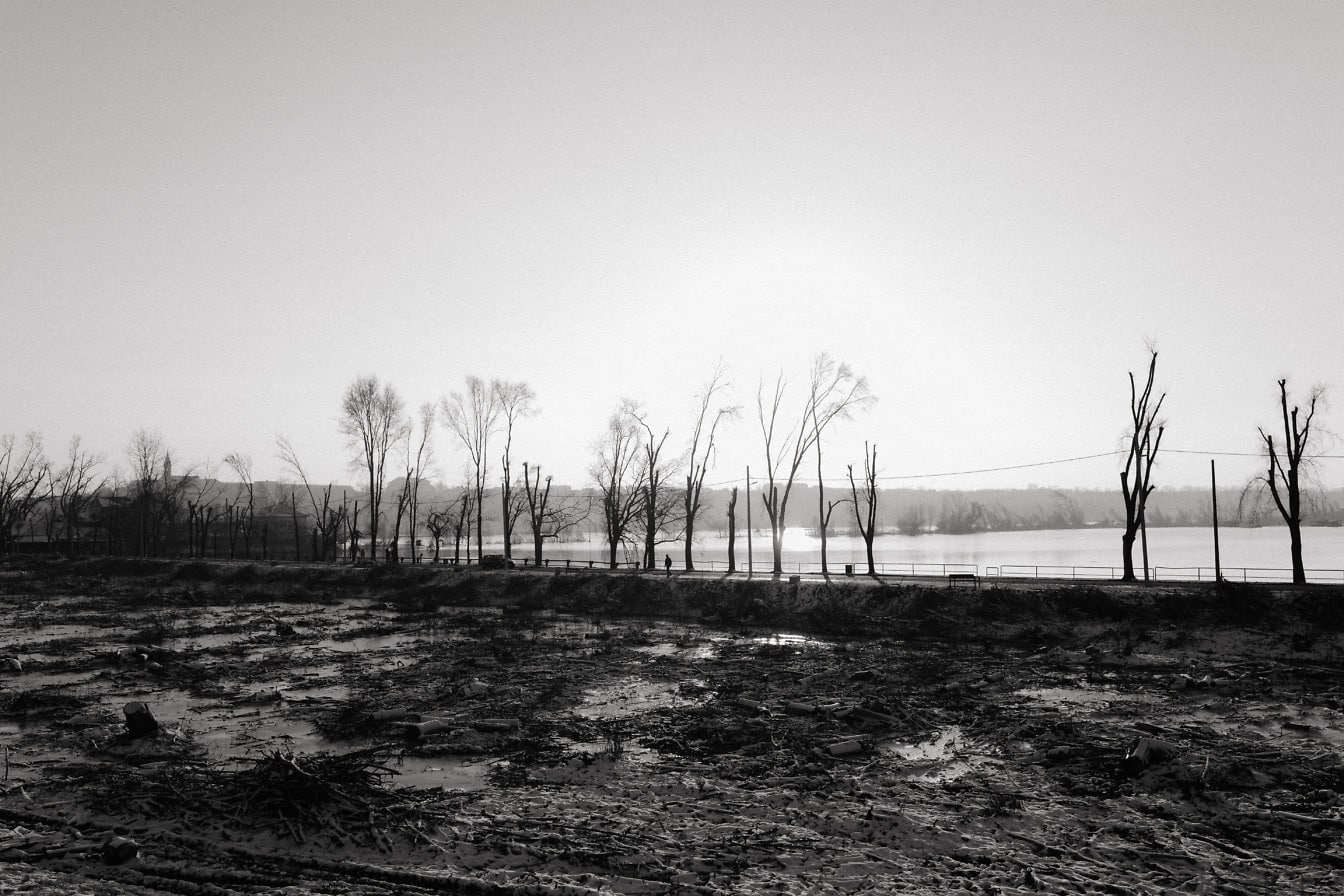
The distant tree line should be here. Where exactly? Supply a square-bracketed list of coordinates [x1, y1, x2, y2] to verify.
[0, 351, 1334, 582]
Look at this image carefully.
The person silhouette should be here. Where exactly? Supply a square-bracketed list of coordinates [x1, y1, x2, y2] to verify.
[664, 554, 672, 576]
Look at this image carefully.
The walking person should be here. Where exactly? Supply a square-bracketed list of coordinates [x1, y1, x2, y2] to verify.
[664, 554, 672, 577]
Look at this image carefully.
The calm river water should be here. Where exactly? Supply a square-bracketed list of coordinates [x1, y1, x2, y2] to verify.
[503, 526, 1344, 583]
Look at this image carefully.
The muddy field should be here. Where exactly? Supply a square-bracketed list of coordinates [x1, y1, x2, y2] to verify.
[1, 558, 1343, 895]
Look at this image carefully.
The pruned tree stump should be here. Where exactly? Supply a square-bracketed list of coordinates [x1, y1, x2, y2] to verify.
[123, 701, 159, 738]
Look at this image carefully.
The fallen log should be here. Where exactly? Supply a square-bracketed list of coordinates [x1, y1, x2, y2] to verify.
[405, 719, 447, 739]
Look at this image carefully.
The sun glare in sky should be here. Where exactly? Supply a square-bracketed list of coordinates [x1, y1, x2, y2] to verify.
[3, 2, 1342, 492]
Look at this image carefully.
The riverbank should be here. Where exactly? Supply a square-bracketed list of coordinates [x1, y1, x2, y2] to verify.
[2, 558, 1343, 894]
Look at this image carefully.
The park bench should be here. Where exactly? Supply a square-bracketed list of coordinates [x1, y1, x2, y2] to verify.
[948, 573, 980, 590]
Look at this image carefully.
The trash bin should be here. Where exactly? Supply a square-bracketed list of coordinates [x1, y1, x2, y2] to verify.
[844, 564, 854, 576]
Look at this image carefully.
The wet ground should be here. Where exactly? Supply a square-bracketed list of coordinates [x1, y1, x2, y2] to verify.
[1, 559, 1343, 894]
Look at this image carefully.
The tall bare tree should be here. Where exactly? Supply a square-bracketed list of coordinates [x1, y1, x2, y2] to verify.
[847, 442, 879, 575]
[1119, 350, 1166, 581]
[591, 402, 644, 569]
[756, 354, 874, 574]
[0, 433, 48, 556]
[49, 436, 102, 556]
[630, 404, 682, 569]
[224, 453, 256, 559]
[340, 375, 407, 562]
[391, 403, 435, 562]
[442, 377, 502, 561]
[683, 364, 738, 571]
[125, 430, 195, 557]
[1256, 379, 1324, 584]
[521, 462, 590, 565]
[496, 381, 536, 561]
[277, 435, 344, 561]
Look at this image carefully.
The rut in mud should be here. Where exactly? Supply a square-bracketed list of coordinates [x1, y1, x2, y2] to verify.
[1, 558, 1343, 894]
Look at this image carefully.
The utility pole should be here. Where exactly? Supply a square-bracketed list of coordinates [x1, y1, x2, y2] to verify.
[746, 466, 753, 576]
[1211, 459, 1222, 583]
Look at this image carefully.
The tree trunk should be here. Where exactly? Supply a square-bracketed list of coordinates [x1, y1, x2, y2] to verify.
[865, 534, 875, 575]
[534, 532, 544, 566]
[1120, 526, 1138, 581]
[684, 475, 695, 572]
[1289, 523, 1305, 584]
[727, 487, 737, 574]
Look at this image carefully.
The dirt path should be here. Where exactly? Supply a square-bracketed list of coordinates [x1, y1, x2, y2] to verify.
[2, 559, 1343, 894]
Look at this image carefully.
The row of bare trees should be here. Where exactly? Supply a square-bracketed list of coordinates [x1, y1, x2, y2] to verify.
[1, 352, 1332, 585]
[1119, 349, 1327, 584]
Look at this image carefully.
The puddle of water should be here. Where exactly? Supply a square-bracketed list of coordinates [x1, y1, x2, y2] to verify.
[884, 726, 963, 762]
[749, 633, 830, 649]
[315, 632, 424, 653]
[1016, 686, 1163, 707]
[633, 642, 720, 661]
[6, 669, 102, 691]
[880, 726, 998, 782]
[390, 755, 490, 791]
[572, 677, 707, 719]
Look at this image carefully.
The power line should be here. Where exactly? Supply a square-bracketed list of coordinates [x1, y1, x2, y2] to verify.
[706, 451, 1123, 488]
[874, 451, 1123, 481]
[1167, 449, 1344, 459]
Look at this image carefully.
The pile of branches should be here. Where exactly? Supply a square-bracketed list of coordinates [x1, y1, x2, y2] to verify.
[74, 746, 450, 849]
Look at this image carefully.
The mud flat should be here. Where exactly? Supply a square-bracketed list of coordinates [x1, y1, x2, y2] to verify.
[1, 557, 1343, 894]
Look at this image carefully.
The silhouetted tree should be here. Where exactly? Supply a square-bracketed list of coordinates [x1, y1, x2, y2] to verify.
[1119, 350, 1166, 581]
[442, 377, 502, 561]
[391, 403, 434, 562]
[0, 433, 48, 556]
[52, 436, 103, 556]
[756, 354, 873, 574]
[630, 404, 683, 569]
[847, 442, 879, 575]
[592, 402, 644, 569]
[683, 363, 738, 571]
[340, 375, 407, 562]
[521, 462, 589, 565]
[496, 381, 536, 561]
[277, 435, 344, 561]
[1256, 379, 1324, 584]
[224, 453, 256, 559]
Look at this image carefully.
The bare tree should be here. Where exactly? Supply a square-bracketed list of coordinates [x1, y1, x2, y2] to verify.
[277, 435, 344, 561]
[629, 404, 683, 569]
[847, 442, 879, 575]
[591, 402, 644, 569]
[1255, 379, 1324, 584]
[341, 375, 407, 562]
[448, 485, 475, 563]
[683, 363, 738, 570]
[495, 381, 536, 561]
[424, 508, 449, 562]
[224, 453, 256, 559]
[756, 354, 874, 574]
[521, 462, 590, 565]
[1119, 350, 1166, 581]
[125, 430, 196, 556]
[391, 403, 434, 563]
[0, 433, 49, 556]
[442, 377, 502, 561]
[51, 436, 104, 556]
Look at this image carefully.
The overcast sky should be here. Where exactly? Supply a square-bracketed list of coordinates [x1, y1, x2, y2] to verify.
[4, 1, 1342, 495]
